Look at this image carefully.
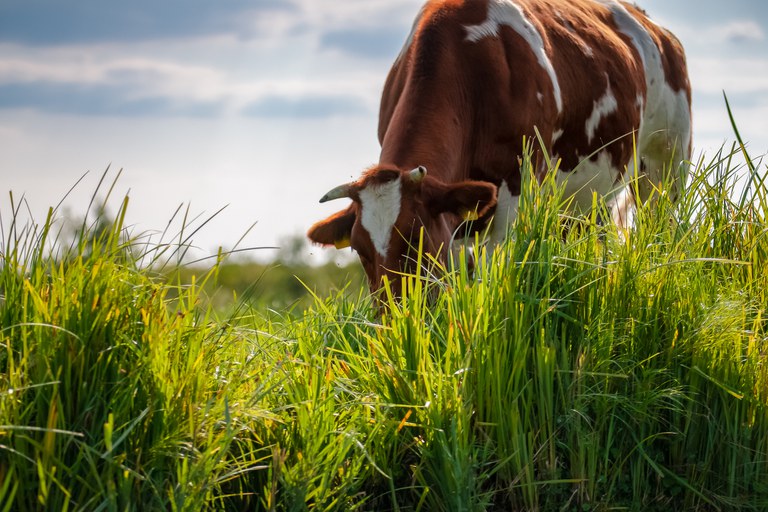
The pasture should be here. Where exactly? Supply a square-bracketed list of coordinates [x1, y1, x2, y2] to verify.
[1, 139, 768, 510]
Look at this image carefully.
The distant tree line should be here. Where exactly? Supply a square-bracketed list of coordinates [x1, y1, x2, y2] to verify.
[166, 235, 366, 314]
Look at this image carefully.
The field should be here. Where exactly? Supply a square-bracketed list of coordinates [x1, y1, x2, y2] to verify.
[2, 138, 768, 511]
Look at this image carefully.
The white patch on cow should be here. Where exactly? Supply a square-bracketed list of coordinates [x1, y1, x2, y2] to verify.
[490, 180, 519, 244]
[607, 163, 636, 229]
[636, 86, 691, 201]
[596, 0, 664, 128]
[595, 0, 655, 67]
[597, 0, 691, 199]
[464, 0, 563, 113]
[551, 129, 564, 145]
[596, 1, 690, 146]
[585, 74, 618, 144]
[554, 151, 637, 229]
[640, 87, 691, 158]
[359, 179, 402, 257]
[537, 92, 544, 104]
[557, 152, 622, 213]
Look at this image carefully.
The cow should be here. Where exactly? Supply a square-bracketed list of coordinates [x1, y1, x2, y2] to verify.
[308, 0, 692, 295]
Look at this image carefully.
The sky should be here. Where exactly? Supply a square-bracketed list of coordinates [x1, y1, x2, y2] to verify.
[1, 0, 766, 263]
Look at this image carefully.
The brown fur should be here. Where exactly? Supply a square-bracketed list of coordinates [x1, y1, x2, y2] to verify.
[309, 0, 691, 295]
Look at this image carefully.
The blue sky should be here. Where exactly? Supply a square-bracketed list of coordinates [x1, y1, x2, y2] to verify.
[1, 0, 766, 261]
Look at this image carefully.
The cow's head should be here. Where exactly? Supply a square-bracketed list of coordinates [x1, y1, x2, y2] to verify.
[308, 165, 497, 295]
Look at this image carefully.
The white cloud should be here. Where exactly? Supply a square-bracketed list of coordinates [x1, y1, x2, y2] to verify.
[670, 19, 767, 49]
[0, 0, 420, 114]
[0, 48, 223, 94]
[0, 30, 386, 116]
[714, 20, 765, 44]
[689, 57, 768, 95]
[293, 0, 420, 29]
[1, 0, 766, 260]
[0, 0, 426, 113]
[0, 110, 381, 259]
[692, 96, 768, 157]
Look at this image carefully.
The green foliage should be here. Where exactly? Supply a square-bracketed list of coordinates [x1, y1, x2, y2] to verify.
[2, 134, 768, 511]
[167, 245, 365, 314]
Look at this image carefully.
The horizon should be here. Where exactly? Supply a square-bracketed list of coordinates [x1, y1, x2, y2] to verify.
[1, 0, 766, 263]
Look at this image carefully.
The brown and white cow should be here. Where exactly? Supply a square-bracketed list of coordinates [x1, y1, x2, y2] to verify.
[308, 0, 692, 294]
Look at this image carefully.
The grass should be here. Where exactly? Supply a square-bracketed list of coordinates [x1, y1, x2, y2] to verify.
[1, 139, 768, 511]
[166, 248, 365, 314]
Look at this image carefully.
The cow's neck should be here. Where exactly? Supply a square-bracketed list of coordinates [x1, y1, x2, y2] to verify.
[378, 109, 468, 183]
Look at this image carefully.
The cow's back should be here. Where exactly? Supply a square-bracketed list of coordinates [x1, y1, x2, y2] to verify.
[379, 0, 562, 190]
[619, 1, 692, 201]
[378, 0, 691, 231]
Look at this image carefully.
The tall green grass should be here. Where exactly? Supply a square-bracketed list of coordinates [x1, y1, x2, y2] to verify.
[1, 140, 767, 511]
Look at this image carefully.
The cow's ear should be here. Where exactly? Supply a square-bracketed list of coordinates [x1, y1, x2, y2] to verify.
[307, 207, 356, 249]
[424, 178, 497, 221]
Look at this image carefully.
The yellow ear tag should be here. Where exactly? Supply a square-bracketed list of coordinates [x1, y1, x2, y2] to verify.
[462, 209, 479, 221]
[334, 238, 351, 249]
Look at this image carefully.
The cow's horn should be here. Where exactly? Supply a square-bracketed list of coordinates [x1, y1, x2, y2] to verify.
[319, 183, 353, 203]
[409, 166, 427, 182]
